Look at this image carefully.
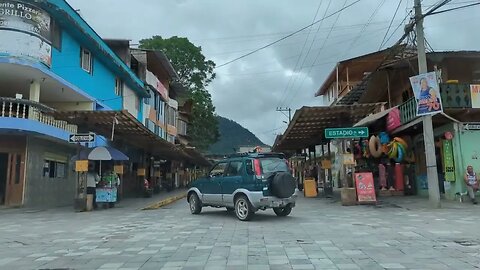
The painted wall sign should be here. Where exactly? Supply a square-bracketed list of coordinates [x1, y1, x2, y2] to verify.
[386, 107, 401, 132]
[442, 140, 455, 182]
[0, 0, 52, 66]
[354, 172, 376, 203]
[470, 85, 480, 109]
[409, 72, 443, 116]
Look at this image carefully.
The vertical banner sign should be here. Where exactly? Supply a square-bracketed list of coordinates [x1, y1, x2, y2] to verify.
[470, 85, 480, 109]
[354, 172, 376, 203]
[442, 140, 455, 182]
[0, 0, 52, 66]
[409, 72, 443, 116]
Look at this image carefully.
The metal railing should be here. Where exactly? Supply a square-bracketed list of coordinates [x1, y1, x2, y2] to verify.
[399, 97, 418, 125]
[0, 97, 78, 134]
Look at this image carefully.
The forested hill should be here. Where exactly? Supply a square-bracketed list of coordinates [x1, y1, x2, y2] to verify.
[208, 116, 268, 155]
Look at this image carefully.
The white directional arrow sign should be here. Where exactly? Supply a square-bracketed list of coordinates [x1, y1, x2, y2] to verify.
[69, 133, 95, 143]
[463, 124, 480, 131]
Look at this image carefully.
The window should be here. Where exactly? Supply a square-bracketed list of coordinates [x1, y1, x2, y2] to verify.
[144, 89, 151, 105]
[209, 162, 227, 178]
[81, 48, 93, 74]
[115, 78, 123, 96]
[43, 160, 67, 179]
[178, 120, 187, 136]
[225, 161, 243, 177]
[51, 19, 62, 50]
[260, 158, 289, 174]
[245, 159, 254, 175]
[167, 107, 177, 126]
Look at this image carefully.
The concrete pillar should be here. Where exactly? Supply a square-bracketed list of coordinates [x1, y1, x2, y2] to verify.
[29, 80, 41, 102]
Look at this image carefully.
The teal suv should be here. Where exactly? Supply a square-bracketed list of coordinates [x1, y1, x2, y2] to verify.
[187, 152, 297, 221]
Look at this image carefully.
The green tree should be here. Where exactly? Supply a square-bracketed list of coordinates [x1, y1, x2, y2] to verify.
[139, 36, 219, 150]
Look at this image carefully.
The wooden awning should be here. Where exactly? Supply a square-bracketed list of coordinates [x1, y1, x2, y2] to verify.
[51, 110, 188, 160]
[273, 103, 384, 151]
[183, 147, 212, 167]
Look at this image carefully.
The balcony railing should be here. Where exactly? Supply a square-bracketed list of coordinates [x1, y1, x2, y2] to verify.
[441, 83, 471, 108]
[0, 97, 78, 134]
[399, 97, 418, 125]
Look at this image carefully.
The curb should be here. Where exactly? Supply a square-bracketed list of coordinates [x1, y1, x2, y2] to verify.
[141, 193, 187, 210]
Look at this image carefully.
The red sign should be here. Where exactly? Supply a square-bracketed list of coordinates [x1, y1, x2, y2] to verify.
[354, 172, 376, 203]
[386, 108, 401, 132]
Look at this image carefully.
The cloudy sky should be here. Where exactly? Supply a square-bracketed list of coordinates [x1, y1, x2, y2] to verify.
[67, 0, 480, 145]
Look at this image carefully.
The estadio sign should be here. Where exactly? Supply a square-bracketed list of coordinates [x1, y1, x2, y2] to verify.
[0, 0, 52, 66]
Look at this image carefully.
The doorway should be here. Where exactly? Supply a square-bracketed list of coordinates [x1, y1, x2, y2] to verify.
[0, 153, 8, 205]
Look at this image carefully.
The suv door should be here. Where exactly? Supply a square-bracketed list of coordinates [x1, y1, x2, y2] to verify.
[221, 160, 244, 207]
[202, 162, 227, 205]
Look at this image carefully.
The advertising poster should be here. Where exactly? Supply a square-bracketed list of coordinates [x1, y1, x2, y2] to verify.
[470, 85, 480, 109]
[0, 0, 52, 66]
[354, 172, 376, 203]
[409, 72, 443, 116]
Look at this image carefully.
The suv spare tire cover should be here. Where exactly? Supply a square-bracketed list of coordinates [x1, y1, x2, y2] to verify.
[271, 172, 296, 198]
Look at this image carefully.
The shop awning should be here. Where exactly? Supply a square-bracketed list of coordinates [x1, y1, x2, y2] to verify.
[273, 103, 384, 151]
[51, 110, 187, 160]
[353, 106, 396, 127]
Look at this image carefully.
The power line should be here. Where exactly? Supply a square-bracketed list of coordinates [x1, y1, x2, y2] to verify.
[427, 1, 480, 15]
[381, 8, 413, 49]
[346, 0, 386, 53]
[215, 0, 362, 69]
[379, 0, 403, 50]
[279, 0, 325, 112]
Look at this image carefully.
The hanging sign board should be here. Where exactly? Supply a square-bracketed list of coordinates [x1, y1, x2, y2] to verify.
[321, 159, 331, 169]
[137, 168, 146, 176]
[354, 172, 376, 203]
[114, 165, 124, 175]
[442, 140, 455, 182]
[343, 154, 355, 165]
[75, 160, 88, 172]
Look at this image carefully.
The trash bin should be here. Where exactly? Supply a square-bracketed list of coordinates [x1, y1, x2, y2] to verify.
[304, 178, 318, 197]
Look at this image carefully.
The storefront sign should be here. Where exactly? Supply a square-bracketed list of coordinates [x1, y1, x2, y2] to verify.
[386, 108, 401, 132]
[442, 140, 455, 182]
[470, 84, 480, 108]
[409, 72, 443, 116]
[325, 127, 369, 139]
[0, 0, 52, 66]
[463, 123, 480, 130]
[354, 172, 376, 203]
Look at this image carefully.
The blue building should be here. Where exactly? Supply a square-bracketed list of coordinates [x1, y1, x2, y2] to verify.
[0, 0, 159, 207]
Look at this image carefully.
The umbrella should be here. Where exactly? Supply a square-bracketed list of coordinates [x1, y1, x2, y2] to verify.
[76, 146, 129, 161]
[74, 146, 129, 177]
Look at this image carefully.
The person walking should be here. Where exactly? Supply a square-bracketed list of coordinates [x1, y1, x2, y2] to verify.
[464, 165, 478, 204]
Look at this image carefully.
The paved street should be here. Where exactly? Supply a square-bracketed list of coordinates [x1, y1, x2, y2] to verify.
[1, 194, 480, 270]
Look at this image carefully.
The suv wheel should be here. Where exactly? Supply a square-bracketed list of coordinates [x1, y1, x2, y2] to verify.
[189, 193, 202, 214]
[273, 204, 292, 217]
[235, 195, 254, 221]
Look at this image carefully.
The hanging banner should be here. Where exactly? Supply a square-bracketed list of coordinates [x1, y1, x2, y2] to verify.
[409, 72, 443, 116]
[470, 85, 480, 109]
[354, 172, 376, 203]
[386, 107, 401, 132]
[442, 140, 455, 182]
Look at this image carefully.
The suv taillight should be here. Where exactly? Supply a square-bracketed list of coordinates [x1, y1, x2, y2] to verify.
[253, 159, 262, 176]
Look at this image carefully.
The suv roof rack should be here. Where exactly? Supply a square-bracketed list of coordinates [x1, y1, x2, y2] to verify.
[226, 152, 285, 159]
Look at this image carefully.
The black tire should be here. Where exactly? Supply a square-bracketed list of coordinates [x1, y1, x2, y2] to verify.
[189, 193, 202, 214]
[271, 172, 296, 198]
[273, 204, 292, 217]
[234, 195, 254, 221]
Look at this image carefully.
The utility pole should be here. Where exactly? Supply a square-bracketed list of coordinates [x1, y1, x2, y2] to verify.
[414, 0, 441, 208]
[276, 107, 292, 122]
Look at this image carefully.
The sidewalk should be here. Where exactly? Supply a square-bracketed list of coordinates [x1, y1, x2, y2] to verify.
[0, 188, 187, 215]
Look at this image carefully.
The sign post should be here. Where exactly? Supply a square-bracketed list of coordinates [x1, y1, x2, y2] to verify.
[325, 127, 369, 139]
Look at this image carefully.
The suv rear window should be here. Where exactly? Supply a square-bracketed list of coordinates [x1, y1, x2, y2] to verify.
[259, 158, 289, 174]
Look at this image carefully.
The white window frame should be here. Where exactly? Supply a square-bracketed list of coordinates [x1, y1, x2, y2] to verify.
[115, 78, 123, 96]
[81, 48, 93, 74]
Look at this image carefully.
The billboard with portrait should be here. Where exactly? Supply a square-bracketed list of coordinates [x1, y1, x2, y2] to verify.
[0, 0, 52, 66]
[409, 71, 443, 116]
